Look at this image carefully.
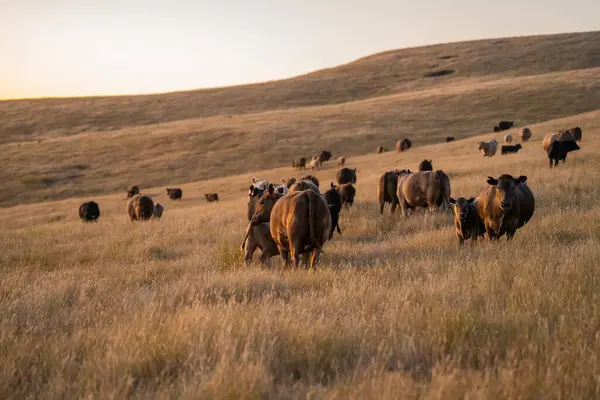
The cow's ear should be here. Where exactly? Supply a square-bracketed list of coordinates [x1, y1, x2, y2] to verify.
[449, 197, 456, 204]
[353, 168, 356, 172]
[487, 177, 498, 185]
[268, 183, 274, 195]
[330, 182, 335, 188]
[407, 169, 411, 174]
[516, 175, 527, 184]
[468, 197, 476, 204]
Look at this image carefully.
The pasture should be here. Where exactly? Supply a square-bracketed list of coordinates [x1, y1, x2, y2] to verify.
[1, 110, 599, 398]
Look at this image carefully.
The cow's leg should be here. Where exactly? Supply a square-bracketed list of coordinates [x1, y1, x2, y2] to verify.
[309, 249, 320, 268]
[390, 201, 398, 214]
[278, 246, 290, 266]
[506, 230, 516, 240]
[457, 235, 465, 246]
[379, 202, 385, 214]
[485, 224, 497, 240]
[549, 157, 553, 168]
[243, 235, 258, 265]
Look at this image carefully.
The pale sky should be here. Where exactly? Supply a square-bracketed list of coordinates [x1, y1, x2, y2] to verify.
[0, 0, 597, 99]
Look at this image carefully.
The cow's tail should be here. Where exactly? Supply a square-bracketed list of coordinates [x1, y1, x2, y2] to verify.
[307, 192, 324, 253]
[240, 221, 252, 251]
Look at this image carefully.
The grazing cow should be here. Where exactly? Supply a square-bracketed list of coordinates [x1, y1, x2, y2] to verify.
[476, 174, 535, 240]
[126, 185, 140, 198]
[377, 145, 385, 154]
[309, 158, 321, 170]
[501, 144, 522, 155]
[336, 168, 357, 184]
[166, 188, 182, 200]
[337, 183, 356, 208]
[449, 197, 485, 245]
[126, 195, 154, 221]
[325, 183, 343, 239]
[377, 169, 410, 214]
[446, 136, 455, 142]
[319, 150, 333, 163]
[497, 121, 515, 131]
[396, 170, 452, 216]
[504, 133, 513, 144]
[78, 201, 100, 222]
[153, 203, 164, 219]
[542, 131, 577, 152]
[253, 187, 332, 268]
[418, 159, 433, 171]
[520, 128, 532, 142]
[478, 139, 498, 157]
[547, 140, 580, 168]
[293, 157, 306, 169]
[204, 193, 219, 202]
[396, 138, 412, 152]
[337, 157, 346, 166]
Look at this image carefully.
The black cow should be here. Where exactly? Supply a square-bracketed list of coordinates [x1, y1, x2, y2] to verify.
[497, 120, 515, 131]
[548, 140, 580, 168]
[445, 136, 455, 142]
[166, 188, 183, 200]
[501, 144, 522, 155]
[79, 201, 100, 222]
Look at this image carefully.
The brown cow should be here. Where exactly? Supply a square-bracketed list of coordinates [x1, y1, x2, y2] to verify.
[336, 168, 357, 184]
[293, 157, 307, 169]
[396, 170, 452, 216]
[284, 177, 297, 188]
[377, 169, 410, 214]
[377, 145, 385, 154]
[542, 130, 577, 152]
[241, 222, 280, 264]
[166, 188, 182, 200]
[126, 185, 140, 199]
[204, 193, 219, 202]
[152, 203, 164, 219]
[290, 180, 320, 194]
[251, 185, 331, 268]
[449, 197, 485, 245]
[478, 140, 498, 157]
[309, 158, 321, 170]
[475, 174, 535, 240]
[445, 136, 455, 142]
[418, 159, 433, 171]
[396, 138, 412, 152]
[337, 157, 346, 166]
[300, 175, 320, 188]
[504, 133, 513, 144]
[520, 128, 532, 142]
[126, 195, 154, 221]
[337, 183, 356, 208]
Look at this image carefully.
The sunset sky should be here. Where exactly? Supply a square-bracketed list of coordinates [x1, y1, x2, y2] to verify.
[0, 0, 597, 99]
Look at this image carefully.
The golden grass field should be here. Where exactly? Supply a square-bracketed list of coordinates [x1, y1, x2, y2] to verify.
[2, 31, 600, 398]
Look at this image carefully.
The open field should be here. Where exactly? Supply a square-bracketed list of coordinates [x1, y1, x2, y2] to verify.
[2, 31, 600, 206]
[1, 109, 600, 398]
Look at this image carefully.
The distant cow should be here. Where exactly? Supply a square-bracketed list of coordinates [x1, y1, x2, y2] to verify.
[336, 168, 357, 184]
[166, 188, 182, 200]
[337, 157, 346, 166]
[337, 183, 356, 208]
[446, 136, 455, 142]
[204, 193, 219, 202]
[319, 150, 333, 162]
[252, 186, 332, 268]
[309, 158, 321, 170]
[418, 159, 433, 171]
[377, 146, 385, 154]
[325, 183, 343, 240]
[396, 170, 452, 216]
[494, 126, 501, 132]
[126, 195, 154, 221]
[548, 140, 580, 168]
[449, 197, 485, 245]
[520, 128, 532, 142]
[284, 177, 297, 188]
[542, 131, 577, 152]
[153, 203, 164, 219]
[396, 138, 412, 152]
[293, 157, 307, 169]
[497, 121, 515, 131]
[78, 201, 100, 222]
[377, 169, 410, 214]
[501, 144, 522, 155]
[504, 133, 513, 144]
[561, 127, 583, 142]
[476, 174, 535, 240]
[478, 139, 498, 157]
[126, 185, 140, 198]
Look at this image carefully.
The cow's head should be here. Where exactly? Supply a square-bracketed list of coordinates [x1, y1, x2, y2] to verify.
[449, 197, 475, 221]
[251, 184, 283, 224]
[487, 175, 527, 212]
[564, 140, 581, 152]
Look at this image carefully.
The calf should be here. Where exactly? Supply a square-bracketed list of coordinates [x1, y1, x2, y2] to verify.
[501, 144, 522, 155]
[547, 140, 580, 168]
[204, 193, 219, 202]
[449, 197, 485, 245]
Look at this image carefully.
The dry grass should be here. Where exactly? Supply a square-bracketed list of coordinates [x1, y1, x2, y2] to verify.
[1, 111, 600, 398]
[1, 31, 600, 206]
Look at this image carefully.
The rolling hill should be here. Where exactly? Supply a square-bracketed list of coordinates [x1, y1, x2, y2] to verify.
[1, 31, 599, 207]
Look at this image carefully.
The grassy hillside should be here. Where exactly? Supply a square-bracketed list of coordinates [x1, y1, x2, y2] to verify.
[1, 111, 599, 398]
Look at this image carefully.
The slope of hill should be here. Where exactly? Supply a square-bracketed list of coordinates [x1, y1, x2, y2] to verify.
[1, 31, 599, 207]
[1, 111, 599, 397]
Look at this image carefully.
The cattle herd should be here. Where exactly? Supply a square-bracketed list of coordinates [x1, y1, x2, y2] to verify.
[76, 122, 584, 269]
